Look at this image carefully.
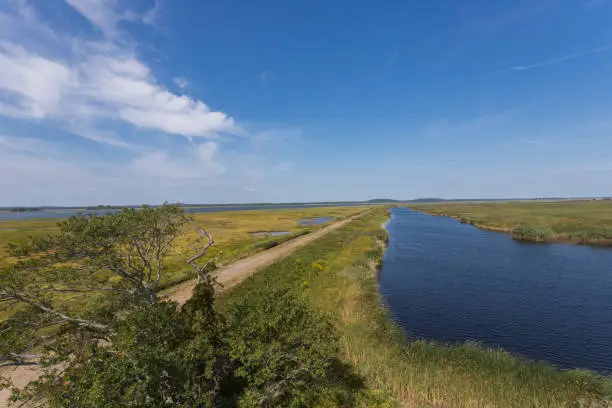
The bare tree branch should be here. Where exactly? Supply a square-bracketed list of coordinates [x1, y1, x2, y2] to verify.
[259, 365, 311, 407]
[186, 229, 214, 265]
[41, 287, 127, 295]
[185, 229, 218, 283]
[0, 353, 41, 367]
[7, 293, 110, 332]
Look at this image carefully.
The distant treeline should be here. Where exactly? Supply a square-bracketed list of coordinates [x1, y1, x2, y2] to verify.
[84, 205, 128, 210]
[7, 207, 42, 212]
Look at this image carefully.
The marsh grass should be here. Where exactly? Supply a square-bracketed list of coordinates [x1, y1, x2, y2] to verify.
[412, 200, 612, 246]
[222, 208, 612, 407]
[512, 225, 555, 242]
[0, 206, 366, 321]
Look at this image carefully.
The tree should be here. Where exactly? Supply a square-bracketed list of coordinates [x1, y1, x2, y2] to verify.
[27, 283, 232, 408]
[227, 288, 339, 407]
[1, 204, 349, 407]
[0, 204, 218, 400]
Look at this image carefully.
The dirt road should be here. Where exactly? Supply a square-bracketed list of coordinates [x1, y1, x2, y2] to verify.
[0, 213, 362, 407]
[165, 214, 361, 304]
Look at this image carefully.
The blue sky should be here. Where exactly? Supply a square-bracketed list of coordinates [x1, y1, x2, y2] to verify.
[0, 0, 611, 205]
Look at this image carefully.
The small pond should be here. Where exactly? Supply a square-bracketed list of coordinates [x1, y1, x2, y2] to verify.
[251, 231, 291, 237]
[299, 217, 335, 226]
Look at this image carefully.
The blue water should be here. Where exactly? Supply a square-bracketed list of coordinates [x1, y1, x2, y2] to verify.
[299, 217, 335, 226]
[379, 207, 612, 373]
[0, 203, 365, 221]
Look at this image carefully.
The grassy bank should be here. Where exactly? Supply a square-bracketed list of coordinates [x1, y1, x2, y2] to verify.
[410, 200, 612, 246]
[221, 208, 612, 407]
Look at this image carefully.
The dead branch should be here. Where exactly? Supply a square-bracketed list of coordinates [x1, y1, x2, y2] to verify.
[0, 353, 41, 367]
[185, 228, 219, 283]
[5, 293, 110, 332]
[186, 229, 214, 264]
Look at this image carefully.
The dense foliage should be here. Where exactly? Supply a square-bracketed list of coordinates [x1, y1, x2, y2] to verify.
[0, 205, 343, 407]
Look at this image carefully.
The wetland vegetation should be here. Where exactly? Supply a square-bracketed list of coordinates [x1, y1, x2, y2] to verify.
[410, 200, 612, 246]
[1, 203, 611, 407]
[222, 207, 612, 407]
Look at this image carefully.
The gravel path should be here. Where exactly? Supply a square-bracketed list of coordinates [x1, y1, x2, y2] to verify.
[164, 214, 360, 305]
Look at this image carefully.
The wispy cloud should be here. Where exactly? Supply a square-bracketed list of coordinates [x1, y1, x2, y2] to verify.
[173, 76, 188, 89]
[422, 106, 527, 138]
[0, 1, 298, 205]
[131, 142, 226, 179]
[457, 1, 559, 35]
[142, 0, 161, 25]
[490, 44, 612, 75]
[251, 128, 301, 142]
[0, 0, 238, 145]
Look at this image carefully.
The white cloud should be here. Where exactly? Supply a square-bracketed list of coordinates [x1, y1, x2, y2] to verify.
[0, 134, 46, 153]
[490, 44, 612, 75]
[0, 1, 298, 206]
[142, 1, 160, 25]
[65, 123, 134, 148]
[173, 77, 188, 89]
[64, 0, 123, 36]
[131, 142, 226, 179]
[0, 135, 232, 205]
[421, 107, 525, 139]
[0, 1, 237, 145]
[252, 128, 302, 142]
[0, 132, 299, 206]
[0, 41, 71, 119]
[77, 53, 237, 137]
[64, 0, 162, 36]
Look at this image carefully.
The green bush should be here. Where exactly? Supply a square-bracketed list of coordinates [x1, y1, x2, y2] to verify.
[15, 282, 349, 408]
[227, 288, 339, 407]
[512, 225, 554, 242]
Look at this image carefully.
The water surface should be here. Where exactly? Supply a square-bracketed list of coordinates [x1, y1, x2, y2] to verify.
[299, 217, 335, 226]
[251, 231, 291, 237]
[379, 207, 612, 372]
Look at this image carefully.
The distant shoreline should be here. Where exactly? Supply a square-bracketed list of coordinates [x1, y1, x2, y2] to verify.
[2, 197, 609, 212]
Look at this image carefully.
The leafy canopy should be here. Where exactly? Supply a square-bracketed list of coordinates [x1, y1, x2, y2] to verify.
[1, 204, 357, 408]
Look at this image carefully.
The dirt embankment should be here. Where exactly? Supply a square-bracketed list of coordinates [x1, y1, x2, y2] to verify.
[164, 213, 363, 305]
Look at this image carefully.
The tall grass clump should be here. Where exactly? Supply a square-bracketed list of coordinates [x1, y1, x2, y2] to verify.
[222, 208, 612, 407]
[512, 225, 555, 242]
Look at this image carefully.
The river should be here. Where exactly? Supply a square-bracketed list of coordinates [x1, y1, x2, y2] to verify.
[379, 207, 612, 373]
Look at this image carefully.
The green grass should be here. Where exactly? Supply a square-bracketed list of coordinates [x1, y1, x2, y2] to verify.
[410, 200, 612, 246]
[220, 208, 612, 407]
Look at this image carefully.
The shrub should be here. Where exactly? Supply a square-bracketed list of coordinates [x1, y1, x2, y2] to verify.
[227, 288, 339, 407]
[511, 225, 554, 242]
